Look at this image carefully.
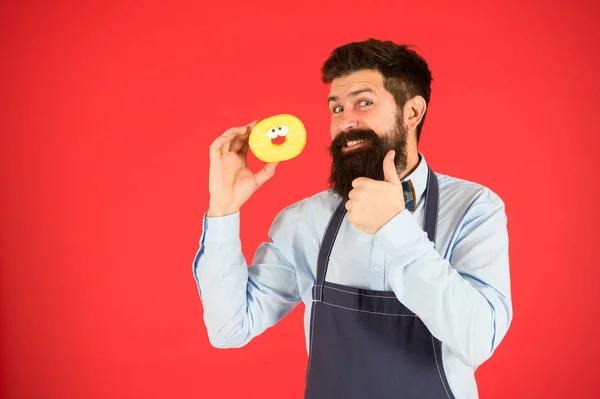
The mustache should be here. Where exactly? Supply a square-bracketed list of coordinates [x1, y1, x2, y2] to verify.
[329, 129, 383, 154]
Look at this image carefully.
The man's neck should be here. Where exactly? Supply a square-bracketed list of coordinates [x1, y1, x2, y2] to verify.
[398, 150, 420, 180]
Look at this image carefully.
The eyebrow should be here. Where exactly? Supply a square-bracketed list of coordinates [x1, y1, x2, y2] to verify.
[328, 88, 376, 103]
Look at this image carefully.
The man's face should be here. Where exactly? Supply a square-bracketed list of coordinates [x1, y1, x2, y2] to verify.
[327, 69, 408, 198]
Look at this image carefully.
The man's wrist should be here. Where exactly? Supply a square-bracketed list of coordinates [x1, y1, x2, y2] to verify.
[207, 208, 236, 217]
[207, 202, 240, 217]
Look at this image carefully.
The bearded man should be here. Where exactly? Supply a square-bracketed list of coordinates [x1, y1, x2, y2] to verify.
[193, 38, 513, 399]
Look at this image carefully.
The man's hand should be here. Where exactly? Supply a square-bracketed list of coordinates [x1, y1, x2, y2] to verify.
[346, 150, 406, 234]
[207, 121, 279, 217]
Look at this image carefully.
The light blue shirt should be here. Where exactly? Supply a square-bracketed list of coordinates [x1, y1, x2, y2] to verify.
[192, 152, 512, 399]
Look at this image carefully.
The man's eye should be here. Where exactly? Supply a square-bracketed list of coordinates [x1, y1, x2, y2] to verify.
[332, 106, 343, 113]
[359, 100, 373, 107]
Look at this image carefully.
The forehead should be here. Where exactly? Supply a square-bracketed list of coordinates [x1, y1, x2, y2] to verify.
[328, 69, 385, 97]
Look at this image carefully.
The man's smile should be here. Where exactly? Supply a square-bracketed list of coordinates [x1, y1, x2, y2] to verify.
[342, 139, 371, 153]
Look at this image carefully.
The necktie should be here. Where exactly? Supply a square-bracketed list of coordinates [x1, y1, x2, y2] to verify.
[401, 180, 416, 212]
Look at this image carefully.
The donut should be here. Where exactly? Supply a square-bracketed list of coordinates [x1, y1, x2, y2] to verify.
[248, 114, 307, 162]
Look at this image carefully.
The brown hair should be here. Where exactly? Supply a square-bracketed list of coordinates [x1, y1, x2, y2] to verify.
[321, 38, 433, 142]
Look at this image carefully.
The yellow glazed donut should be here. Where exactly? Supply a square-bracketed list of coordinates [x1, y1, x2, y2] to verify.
[248, 114, 307, 162]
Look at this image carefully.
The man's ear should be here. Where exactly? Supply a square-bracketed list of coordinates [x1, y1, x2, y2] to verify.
[403, 96, 427, 133]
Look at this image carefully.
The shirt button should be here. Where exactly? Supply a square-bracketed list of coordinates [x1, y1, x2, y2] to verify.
[374, 265, 381, 272]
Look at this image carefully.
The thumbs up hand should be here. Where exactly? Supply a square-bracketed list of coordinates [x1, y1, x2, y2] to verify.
[345, 150, 406, 234]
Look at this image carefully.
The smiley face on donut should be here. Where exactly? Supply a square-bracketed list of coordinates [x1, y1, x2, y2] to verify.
[248, 114, 307, 162]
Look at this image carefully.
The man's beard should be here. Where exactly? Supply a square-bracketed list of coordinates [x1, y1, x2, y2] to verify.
[328, 113, 408, 198]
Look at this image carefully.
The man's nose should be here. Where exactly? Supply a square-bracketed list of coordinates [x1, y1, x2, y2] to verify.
[338, 113, 359, 133]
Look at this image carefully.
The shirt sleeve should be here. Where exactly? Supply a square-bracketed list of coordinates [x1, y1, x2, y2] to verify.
[374, 188, 512, 368]
[192, 209, 302, 349]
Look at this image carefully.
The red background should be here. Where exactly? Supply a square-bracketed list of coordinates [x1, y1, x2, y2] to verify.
[2, 0, 599, 398]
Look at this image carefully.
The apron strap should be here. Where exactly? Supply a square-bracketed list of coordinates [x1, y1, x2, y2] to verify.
[314, 197, 347, 302]
[424, 167, 439, 244]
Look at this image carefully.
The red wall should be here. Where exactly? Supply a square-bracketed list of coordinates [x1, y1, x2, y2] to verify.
[2, 0, 599, 397]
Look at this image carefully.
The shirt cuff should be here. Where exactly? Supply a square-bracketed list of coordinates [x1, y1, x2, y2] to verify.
[374, 209, 432, 263]
[202, 211, 241, 244]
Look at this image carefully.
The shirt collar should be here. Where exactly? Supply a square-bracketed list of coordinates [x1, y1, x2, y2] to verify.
[401, 151, 429, 209]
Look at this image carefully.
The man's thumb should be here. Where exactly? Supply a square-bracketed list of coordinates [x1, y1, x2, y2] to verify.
[383, 150, 401, 185]
[254, 162, 278, 188]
